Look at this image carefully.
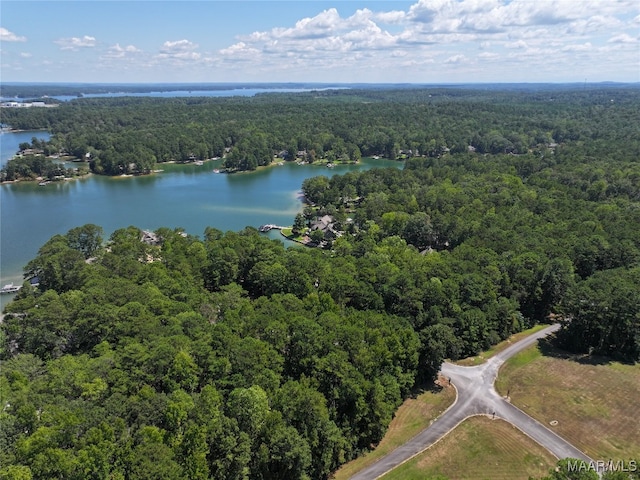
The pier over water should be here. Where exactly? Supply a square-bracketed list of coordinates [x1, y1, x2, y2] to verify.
[258, 224, 286, 232]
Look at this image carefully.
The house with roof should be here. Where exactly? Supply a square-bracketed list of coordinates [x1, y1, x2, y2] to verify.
[141, 230, 161, 246]
[310, 215, 341, 240]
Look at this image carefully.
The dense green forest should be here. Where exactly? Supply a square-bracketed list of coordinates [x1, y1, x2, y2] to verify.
[3, 86, 639, 175]
[1, 86, 639, 479]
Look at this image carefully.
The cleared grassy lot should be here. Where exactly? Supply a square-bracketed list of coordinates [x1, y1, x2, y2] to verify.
[495, 340, 640, 460]
[379, 416, 556, 480]
[332, 377, 456, 480]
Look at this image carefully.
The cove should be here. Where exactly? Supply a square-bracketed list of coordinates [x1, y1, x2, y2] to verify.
[1, 149, 402, 308]
[0, 130, 52, 167]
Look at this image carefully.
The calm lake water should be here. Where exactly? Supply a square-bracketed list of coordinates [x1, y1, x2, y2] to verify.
[2, 87, 346, 103]
[1, 128, 402, 308]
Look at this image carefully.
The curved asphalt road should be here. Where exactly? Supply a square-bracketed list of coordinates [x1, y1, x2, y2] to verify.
[350, 324, 594, 480]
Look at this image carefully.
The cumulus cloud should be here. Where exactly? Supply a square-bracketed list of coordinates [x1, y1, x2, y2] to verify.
[219, 41, 260, 60]
[0, 27, 26, 42]
[157, 39, 200, 60]
[232, 6, 403, 66]
[55, 35, 96, 50]
[202, 0, 638, 81]
[405, 0, 635, 34]
[504, 40, 528, 49]
[162, 39, 198, 51]
[565, 15, 622, 35]
[374, 10, 407, 24]
[104, 43, 142, 59]
[445, 53, 467, 63]
[561, 42, 593, 52]
[478, 51, 499, 59]
[287, 8, 341, 39]
[608, 33, 638, 44]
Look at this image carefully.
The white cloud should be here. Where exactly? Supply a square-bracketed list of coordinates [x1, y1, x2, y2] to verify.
[405, 0, 636, 35]
[157, 39, 200, 60]
[408, 0, 452, 25]
[399, 57, 436, 68]
[279, 8, 342, 40]
[374, 10, 407, 24]
[20, 52, 32, 58]
[224, 6, 407, 72]
[202, 0, 638, 81]
[0, 27, 26, 42]
[561, 42, 593, 52]
[219, 41, 260, 60]
[161, 39, 198, 51]
[608, 33, 638, 44]
[55, 35, 96, 50]
[565, 15, 622, 35]
[504, 40, 528, 49]
[104, 43, 142, 59]
[445, 53, 467, 63]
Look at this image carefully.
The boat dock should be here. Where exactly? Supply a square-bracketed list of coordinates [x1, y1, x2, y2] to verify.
[259, 224, 286, 232]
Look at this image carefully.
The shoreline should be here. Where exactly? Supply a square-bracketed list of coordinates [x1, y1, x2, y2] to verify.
[1, 172, 92, 185]
[279, 228, 318, 248]
[226, 157, 360, 175]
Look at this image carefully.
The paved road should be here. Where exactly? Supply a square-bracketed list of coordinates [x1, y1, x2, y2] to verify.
[350, 324, 594, 480]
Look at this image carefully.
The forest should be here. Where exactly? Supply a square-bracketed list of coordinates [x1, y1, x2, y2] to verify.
[2, 85, 639, 176]
[0, 86, 639, 479]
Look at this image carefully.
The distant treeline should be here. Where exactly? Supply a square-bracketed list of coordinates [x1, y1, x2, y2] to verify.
[2, 86, 639, 176]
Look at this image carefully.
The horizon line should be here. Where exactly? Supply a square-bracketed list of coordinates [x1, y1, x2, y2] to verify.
[2, 81, 639, 86]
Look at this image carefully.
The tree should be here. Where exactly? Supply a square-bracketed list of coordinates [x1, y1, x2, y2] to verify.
[402, 212, 435, 250]
[310, 229, 325, 245]
[66, 224, 104, 259]
[128, 427, 184, 480]
[23, 235, 87, 293]
[302, 176, 329, 205]
[292, 214, 306, 236]
[227, 386, 269, 438]
[557, 267, 640, 361]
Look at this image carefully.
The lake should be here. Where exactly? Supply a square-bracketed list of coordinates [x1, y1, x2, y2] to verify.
[2, 86, 347, 103]
[1, 129, 402, 308]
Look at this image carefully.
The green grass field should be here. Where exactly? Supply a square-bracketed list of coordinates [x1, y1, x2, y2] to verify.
[379, 416, 556, 480]
[496, 342, 640, 460]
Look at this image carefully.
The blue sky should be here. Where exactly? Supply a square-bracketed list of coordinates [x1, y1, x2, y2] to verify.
[1, 0, 638, 83]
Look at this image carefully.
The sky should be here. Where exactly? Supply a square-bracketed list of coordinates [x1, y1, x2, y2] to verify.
[1, 0, 639, 84]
